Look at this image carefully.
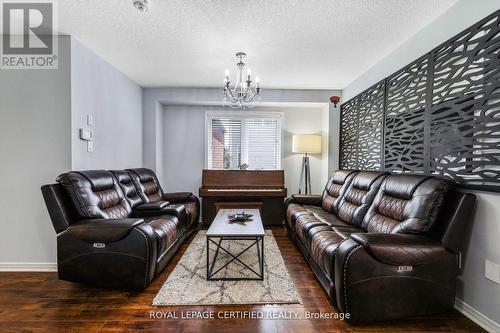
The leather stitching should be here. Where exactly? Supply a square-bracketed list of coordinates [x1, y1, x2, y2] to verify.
[367, 213, 399, 233]
[370, 245, 441, 265]
[135, 228, 150, 288]
[343, 245, 362, 314]
[378, 195, 407, 221]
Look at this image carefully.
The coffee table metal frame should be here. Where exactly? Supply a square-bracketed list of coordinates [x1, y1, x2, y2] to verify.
[206, 234, 264, 281]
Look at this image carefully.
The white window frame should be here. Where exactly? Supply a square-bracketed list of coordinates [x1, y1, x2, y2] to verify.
[205, 111, 284, 170]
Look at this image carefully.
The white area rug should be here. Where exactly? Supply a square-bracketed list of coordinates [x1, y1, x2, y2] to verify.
[153, 230, 302, 306]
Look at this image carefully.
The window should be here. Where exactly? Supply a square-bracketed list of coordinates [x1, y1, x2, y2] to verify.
[207, 112, 282, 170]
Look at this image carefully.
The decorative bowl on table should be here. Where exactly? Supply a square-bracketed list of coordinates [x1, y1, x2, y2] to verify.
[227, 212, 253, 223]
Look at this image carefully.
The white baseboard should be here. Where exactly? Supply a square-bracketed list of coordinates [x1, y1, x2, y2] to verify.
[0, 262, 57, 272]
[455, 298, 500, 333]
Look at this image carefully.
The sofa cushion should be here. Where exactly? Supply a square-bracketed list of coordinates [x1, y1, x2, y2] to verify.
[336, 171, 388, 227]
[109, 170, 144, 209]
[321, 170, 357, 213]
[286, 203, 310, 229]
[182, 201, 199, 227]
[56, 170, 131, 220]
[301, 206, 352, 228]
[147, 216, 181, 255]
[310, 229, 345, 279]
[287, 204, 351, 232]
[294, 214, 328, 247]
[127, 168, 165, 203]
[331, 225, 365, 240]
[361, 175, 449, 234]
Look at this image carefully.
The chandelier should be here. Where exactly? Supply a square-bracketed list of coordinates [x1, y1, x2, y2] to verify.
[223, 52, 261, 108]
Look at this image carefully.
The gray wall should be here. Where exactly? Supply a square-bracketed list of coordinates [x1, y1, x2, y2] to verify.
[71, 38, 143, 170]
[0, 36, 72, 265]
[341, 0, 500, 329]
[0, 36, 144, 266]
[161, 105, 329, 196]
[143, 88, 340, 186]
[328, 103, 341, 175]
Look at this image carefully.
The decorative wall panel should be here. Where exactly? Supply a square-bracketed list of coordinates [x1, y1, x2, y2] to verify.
[429, 14, 500, 188]
[356, 81, 384, 170]
[339, 97, 358, 169]
[339, 9, 500, 192]
[339, 81, 384, 170]
[385, 58, 428, 173]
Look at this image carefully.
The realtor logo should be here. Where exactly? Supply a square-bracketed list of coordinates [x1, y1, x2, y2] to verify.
[1, 1, 58, 69]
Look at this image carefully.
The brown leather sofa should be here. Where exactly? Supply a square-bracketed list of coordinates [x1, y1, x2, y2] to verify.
[41, 168, 199, 289]
[285, 170, 476, 322]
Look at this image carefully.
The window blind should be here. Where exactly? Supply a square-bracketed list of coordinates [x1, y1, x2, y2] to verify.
[208, 115, 281, 170]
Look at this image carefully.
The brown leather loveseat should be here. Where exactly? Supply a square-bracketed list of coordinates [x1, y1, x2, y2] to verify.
[285, 170, 476, 322]
[41, 168, 199, 289]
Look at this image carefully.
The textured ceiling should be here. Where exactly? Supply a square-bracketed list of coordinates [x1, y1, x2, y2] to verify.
[57, 0, 457, 89]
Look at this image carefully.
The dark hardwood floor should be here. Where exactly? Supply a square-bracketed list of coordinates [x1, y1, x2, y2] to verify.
[0, 227, 484, 332]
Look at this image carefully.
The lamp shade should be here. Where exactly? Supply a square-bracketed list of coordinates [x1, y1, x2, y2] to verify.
[292, 134, 322, 154]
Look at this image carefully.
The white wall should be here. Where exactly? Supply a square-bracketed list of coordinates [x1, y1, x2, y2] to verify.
[0, 36, 72, 265]
[282, 107, 329, 195]
[143, 87, 340, 187]
[162, 106, 205, 194]
[0, 36, 144, 266]
[341, 1, 500, 330]
[162, 106, 329, 196]
[71, 38, 143, 170]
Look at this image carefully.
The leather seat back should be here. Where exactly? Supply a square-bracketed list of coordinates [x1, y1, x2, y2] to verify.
[336, 171, 388, 227]
[109, 170, 143, 209]
[57, 170, 132, 220]
[41, 183, 78, 233]
[429, 190, 476, 254]
[126, 168, 164, 203]
[361, 174, 449, 234]
[321, 170, 357, 213]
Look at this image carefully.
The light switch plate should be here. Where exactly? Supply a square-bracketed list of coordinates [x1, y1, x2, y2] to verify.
[485, 259, 500, 284]
[87, 141, 94, 153]
[79, 128, 93, 141]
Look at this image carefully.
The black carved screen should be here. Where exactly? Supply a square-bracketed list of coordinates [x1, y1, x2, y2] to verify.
[339, 9, 500, 192]
[339, 81, 384, 171]
[429, 14, 500, 189]
[357, 81, 384, 170]
[385, 57, 428, 173]
[339, 97, 358, 169]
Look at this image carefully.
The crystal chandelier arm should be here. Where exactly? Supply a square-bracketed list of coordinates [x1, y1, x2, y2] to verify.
[222, 52, 261, 108]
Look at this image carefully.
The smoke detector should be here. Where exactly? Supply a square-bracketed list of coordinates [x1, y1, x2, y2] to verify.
[133, 0, 150, 12]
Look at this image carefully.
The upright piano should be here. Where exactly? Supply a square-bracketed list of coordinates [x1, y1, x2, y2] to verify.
[199, 170, 287, 226]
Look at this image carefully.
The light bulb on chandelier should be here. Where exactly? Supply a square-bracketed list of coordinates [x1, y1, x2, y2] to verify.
[223, 52, 261, 108]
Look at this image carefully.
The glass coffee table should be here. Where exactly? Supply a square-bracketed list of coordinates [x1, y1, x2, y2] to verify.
[206, 208, 265, 281]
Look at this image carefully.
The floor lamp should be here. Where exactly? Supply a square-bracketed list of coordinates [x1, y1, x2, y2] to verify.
[292, 134, 322, 195]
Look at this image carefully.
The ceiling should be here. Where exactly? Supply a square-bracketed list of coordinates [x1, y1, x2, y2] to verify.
[58, 0, 457, 89]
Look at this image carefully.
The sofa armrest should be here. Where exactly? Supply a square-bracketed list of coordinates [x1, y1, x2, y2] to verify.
[350, 233, 449, 266]
[290, 194, 322, 206]
[58, 219, 157, 289]
[132, 204, 188, 227]
[66, 218, 144, 243]
[163, 192, 194, 203]
[334, 234, 458, 321]
[161, 204, 188, 228]
[135, 201, 170, 211]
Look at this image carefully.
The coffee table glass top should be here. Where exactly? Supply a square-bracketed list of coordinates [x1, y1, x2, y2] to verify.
[206, 209, 265, 237]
